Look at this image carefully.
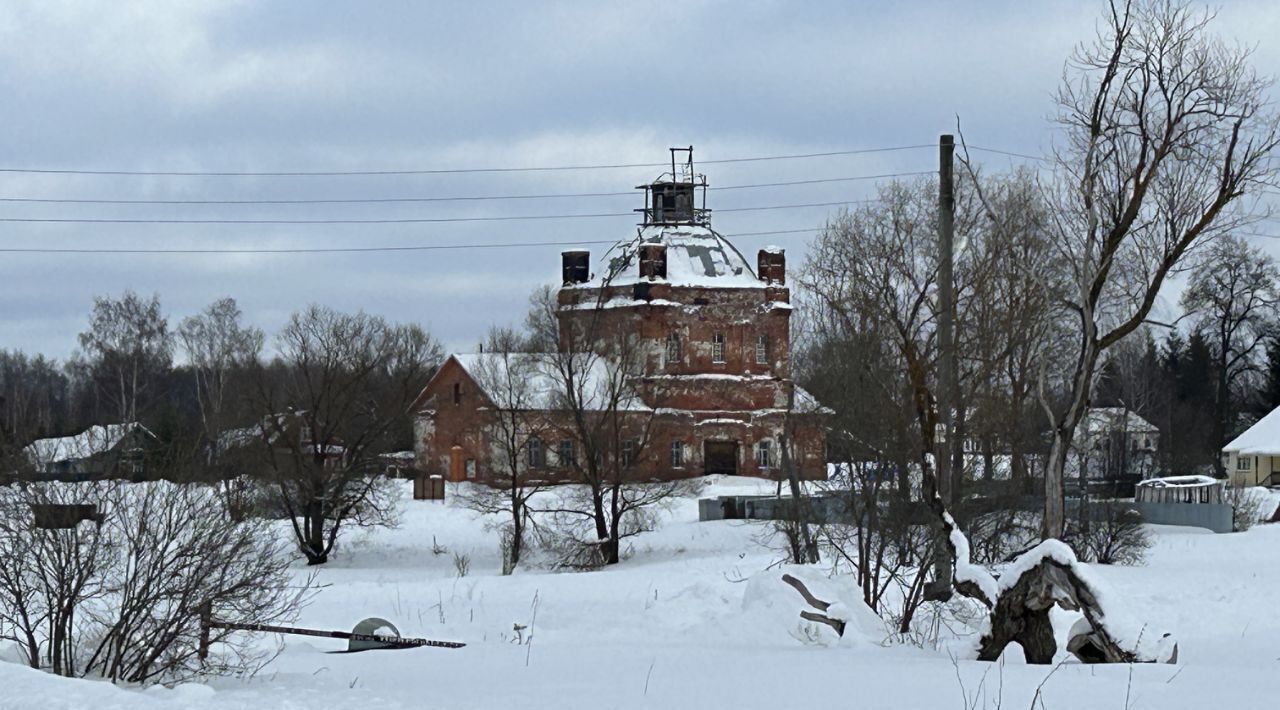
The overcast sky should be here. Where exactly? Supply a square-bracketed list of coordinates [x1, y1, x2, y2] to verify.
[1, 0, 1277, 360]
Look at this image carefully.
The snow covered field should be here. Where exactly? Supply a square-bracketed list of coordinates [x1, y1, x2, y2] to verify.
[4, 477, 1280, 710]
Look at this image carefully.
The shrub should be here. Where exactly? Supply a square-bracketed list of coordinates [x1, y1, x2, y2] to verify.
[0, 480, 309, 685]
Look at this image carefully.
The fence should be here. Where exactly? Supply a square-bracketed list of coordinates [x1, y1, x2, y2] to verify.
[1133, 500, 1233, 533]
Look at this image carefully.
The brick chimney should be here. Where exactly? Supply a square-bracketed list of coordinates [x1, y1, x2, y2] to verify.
[758, 248, 785, 284]
[562, 250, 590, 284]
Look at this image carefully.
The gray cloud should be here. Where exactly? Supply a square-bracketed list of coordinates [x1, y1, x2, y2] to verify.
[0, 0, 1275, 359]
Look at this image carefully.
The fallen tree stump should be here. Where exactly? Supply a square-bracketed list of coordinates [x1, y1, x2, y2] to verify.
[781, 574, 846, 637]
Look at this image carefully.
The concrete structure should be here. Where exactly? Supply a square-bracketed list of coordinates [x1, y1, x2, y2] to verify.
[1223, 405, 1280, 487]
[412, 149, 828, 484]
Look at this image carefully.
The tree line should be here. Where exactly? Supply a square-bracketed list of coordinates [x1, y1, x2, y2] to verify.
[0, 293, 443, 566]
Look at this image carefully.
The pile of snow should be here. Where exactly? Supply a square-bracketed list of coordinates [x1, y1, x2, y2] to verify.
[740, 565, 884, 648]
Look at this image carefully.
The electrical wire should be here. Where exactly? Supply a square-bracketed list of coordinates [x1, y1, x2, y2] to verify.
[965, 145, 1051, 162]
[0, 171, 934, 206]
[0, 199, 876, 225]
[0, 145, 935, 177]
[0, 228, 826, 254]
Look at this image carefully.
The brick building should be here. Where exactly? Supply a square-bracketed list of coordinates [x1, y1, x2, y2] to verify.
[411, 149, 827, 483]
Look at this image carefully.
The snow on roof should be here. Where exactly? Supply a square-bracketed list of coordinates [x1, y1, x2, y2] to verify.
[580, 225, 765, 289]
[793, 386, 832, 415]
[1225, 404, 1280, 454]
[451, 353, 651, 412]
[1136, 475, 1220, 489]
[25, 423, 154, 464]
[1080, 407, 1158, 434]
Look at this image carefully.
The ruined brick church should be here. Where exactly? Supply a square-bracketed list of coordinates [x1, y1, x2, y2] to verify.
[411, 149, 827, 483]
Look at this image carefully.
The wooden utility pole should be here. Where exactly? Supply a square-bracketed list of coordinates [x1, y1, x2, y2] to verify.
[933, 134, 957, 593]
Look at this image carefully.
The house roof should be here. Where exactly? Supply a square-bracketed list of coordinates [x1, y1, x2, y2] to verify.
[1080, 407, 1158, 435]
[25, 422, 155, 465]
[447, 352, 652, 412]
[219, 411, 345, 456]
[571, 225, 764, 290]
[1224, 404, 1280, 455]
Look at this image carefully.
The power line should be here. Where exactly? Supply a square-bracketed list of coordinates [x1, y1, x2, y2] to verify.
[0, 199, 876, 225]
[962, 147, 1049, 163]
[0, 171, 934, 206]
[0, 145, 935, 178]
[0, 227, 826, 255]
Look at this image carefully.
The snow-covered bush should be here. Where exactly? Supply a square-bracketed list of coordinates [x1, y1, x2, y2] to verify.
[1224, 485, 1268, 532]
[0, 480, 308, 685]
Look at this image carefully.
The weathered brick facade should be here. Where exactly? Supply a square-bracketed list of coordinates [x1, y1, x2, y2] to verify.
[412, 156, 827, 483]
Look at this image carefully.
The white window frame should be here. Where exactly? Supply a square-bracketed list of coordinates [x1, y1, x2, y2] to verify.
[755, 334, 768, 365]
[712, 333, 726, 364]
[670, 440, 685, 469]
[1236, 455, 1252, 471]
[755, 440, 772, 469]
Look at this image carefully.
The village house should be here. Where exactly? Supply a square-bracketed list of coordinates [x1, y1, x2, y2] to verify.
[411, 149, 828, 484]
[1072, 407, 1161, 480]
[218, 410, 347, 471]
[1222, 405, 1280, 488]
[23, 422, 157, 481]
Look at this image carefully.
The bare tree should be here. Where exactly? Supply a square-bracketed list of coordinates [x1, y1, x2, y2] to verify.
[528, 286, 698, 568]
[253, 305, 441, 565]
[179, 297, 265, 450]
[0, 351, 70, 441]
[77, 290, 174, 424]
[1037, 0, 1280, 538]
[0, 479, 306, 684]
[456, 327, 550, 574]
[1181, 235, 1279, 470]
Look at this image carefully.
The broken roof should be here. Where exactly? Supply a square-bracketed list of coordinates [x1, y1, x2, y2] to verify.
[25, 422, 155, 465]
[576, 225, 765, 289]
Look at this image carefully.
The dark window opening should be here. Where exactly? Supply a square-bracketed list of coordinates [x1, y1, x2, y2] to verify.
[527, 437, 545, 469]
[666, 332, 682, 365]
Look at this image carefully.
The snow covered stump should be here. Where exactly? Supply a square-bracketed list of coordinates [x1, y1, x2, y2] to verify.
[942, 512, 1177, 665]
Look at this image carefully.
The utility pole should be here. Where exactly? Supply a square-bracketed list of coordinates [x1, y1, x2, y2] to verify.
[932, 134, 957, 595]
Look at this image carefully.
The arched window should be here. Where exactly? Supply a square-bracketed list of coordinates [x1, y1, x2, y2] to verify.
[453, 382, 461, 405]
